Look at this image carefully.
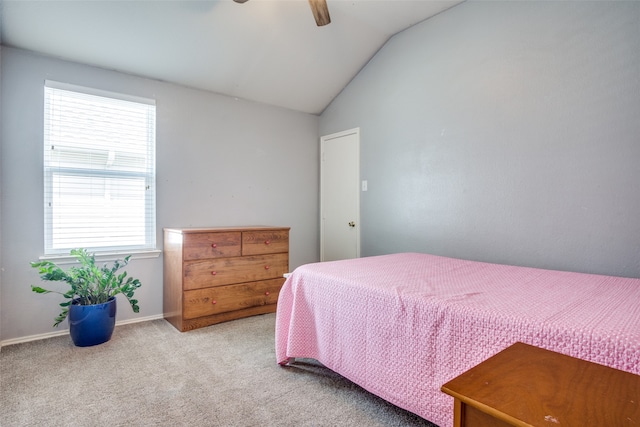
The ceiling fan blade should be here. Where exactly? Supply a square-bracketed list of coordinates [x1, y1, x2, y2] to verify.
[233, 0, 330, 27]
[308, 0, 331, 27]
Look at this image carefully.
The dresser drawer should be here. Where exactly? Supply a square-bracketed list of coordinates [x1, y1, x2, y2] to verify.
[183, 278, 284, 319]
[242, 229, 289, 256]
[183, 253, 288, 291]
[164, 226, 289, 332]
[183, 232, 242, 261]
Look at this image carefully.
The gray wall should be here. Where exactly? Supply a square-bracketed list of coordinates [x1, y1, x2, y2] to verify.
[320, 0, 640, 278]
[0, 46, 3, 343]
[0, 47, 320, 343]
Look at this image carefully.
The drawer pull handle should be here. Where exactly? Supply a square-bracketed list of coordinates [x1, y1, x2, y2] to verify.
[211, 300, 217, 305]
[211, 271, 217, 276]
[265, 291, 270, 296]
[264, 240, 270, 245]
[211, 243, 217, 248]
[264, 265, 270, 270]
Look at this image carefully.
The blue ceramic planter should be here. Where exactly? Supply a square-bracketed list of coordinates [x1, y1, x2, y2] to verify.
[68, 297, 117, 347]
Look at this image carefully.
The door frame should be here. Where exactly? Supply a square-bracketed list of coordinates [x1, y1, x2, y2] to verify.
[320, 127, 361, 261]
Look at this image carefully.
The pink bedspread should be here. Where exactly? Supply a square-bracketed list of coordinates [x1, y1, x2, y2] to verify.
[275, 253, 640, 427]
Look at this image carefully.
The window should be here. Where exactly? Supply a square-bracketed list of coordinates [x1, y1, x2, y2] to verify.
[43, 81, 156, 255]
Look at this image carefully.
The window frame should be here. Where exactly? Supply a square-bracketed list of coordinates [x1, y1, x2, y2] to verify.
[42, 80, 158, 259]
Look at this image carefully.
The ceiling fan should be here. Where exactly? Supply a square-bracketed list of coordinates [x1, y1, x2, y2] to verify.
[232, 0, 331, 27]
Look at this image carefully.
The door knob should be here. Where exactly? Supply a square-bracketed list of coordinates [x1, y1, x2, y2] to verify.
[348, 221, 355, 228]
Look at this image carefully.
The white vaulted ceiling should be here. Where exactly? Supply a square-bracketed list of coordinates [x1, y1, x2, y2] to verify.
[0, 0, 464, 114]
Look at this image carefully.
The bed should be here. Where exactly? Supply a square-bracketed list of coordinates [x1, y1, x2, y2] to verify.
[275, 253, 640, 427]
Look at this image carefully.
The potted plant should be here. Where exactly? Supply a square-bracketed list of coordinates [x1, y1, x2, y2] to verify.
[31, 248, 142, 347]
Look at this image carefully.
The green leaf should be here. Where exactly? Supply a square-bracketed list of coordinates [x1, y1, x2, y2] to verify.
[31, 248, 142, 326]
[53, 307, 69, 327]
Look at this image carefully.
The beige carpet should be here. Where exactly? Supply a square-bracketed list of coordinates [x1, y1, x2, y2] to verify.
[1, 313, 438, 427]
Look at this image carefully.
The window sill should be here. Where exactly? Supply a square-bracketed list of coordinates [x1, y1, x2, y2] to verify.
[39, 249, 162, 264]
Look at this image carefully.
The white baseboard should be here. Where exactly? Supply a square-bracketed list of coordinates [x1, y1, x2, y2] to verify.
[0, 314, 165, 348]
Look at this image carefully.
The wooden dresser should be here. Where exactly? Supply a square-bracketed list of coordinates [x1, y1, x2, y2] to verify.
[163, 226, 289, 331]
[441, 342, 640, 427]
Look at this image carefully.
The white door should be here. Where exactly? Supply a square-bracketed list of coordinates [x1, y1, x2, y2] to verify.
[320, 128, 360, 261]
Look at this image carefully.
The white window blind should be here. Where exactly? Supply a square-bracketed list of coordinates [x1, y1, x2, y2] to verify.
[43, 81, 156, 255]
